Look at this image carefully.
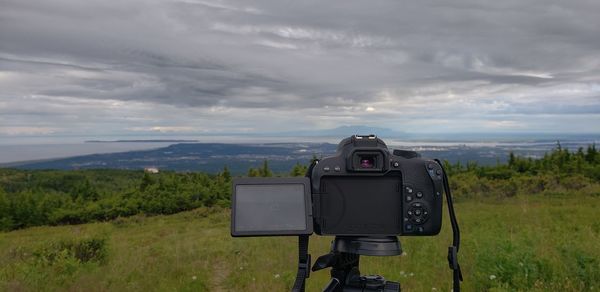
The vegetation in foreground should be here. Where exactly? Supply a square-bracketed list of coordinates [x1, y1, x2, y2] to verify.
[0, 144, 599, 291]
[1, 195, 599, 291]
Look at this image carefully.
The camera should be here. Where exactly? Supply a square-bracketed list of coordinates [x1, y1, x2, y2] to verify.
[231, 135, 445, 237]
[311, 135, 444, 236]
[231, 135, 462, 292]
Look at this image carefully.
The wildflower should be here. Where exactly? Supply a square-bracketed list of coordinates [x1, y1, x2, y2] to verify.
[489, 275, 496, 280]
[240, 266, 244, 270]
[401, 251, 408, 256]
[192, 276, 197, 281]
[274, 274, 280, 279]
[409, 273, 414, 277]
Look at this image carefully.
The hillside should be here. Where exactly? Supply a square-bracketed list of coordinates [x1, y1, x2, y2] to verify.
[6, 143, 337, 174]
[1, 196, 599, 291]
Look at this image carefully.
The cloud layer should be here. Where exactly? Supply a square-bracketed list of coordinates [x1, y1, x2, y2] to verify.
[1, 0, 599, 138]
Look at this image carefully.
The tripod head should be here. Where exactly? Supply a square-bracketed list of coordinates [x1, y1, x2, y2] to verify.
[312, 236, 402, 292]
[331, 236, 401, 256]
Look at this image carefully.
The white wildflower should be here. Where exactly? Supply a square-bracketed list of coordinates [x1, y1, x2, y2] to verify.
[409, 272, 414, 277]
[192, 276, 197, 281]
[489, 275, 496, 280]
[274, 274, 280, 279]
[401, 251, 408, 256]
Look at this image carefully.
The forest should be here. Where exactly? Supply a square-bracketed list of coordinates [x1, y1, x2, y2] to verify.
[1, 143, 599, 232]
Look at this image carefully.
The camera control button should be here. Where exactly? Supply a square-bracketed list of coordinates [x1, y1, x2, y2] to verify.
[436, 169, 442, 175]
[407, 210, 413, 216]
[392, 161, 400, 168]
[405, 186, 413, 194]
[406, 195, 413, 202]
[416, 191, 423, 198]
[405, 224, 413, 231]
[334, 166, 341, 172]
[417, 226, 424, 233]
[427, 163, 435, 170]
[323, 167, 330, 172]
[414, 209, 422, 216]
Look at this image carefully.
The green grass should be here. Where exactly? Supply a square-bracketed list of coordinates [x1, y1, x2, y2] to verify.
[1, 195, 600, 291]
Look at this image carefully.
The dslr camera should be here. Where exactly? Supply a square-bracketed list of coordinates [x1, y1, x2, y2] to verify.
[231, 135, 462, 292]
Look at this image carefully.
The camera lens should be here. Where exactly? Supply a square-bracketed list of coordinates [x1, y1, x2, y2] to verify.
[359, 156, 376, 169]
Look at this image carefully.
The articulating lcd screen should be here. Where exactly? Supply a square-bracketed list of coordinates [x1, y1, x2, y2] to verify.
[232, 178, 312, 236]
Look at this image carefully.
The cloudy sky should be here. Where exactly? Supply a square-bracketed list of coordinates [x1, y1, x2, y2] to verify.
[1, 0, 599, 140]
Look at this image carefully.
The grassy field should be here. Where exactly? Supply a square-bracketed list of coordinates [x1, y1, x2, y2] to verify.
[1, 195, 599, 292]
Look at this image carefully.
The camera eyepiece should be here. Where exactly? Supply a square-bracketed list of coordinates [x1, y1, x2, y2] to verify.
[349, 150, 385, 172]
[359, 155, 376, 169]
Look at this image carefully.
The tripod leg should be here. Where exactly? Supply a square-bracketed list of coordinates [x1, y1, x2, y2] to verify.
[322, 278, 341, 292]
[329, 253, 360, 291]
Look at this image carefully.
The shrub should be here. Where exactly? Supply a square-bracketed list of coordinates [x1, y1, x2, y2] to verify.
[33, 237, 108, 265]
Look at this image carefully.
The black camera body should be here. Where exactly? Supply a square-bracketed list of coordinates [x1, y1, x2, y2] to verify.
[310, 135, 444, 236]
[231, 135, 445, 238]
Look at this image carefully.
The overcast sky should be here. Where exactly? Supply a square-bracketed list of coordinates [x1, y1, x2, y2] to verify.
[1, 0, 599, 140]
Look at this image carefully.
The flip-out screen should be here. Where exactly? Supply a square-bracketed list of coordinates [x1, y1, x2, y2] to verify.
[231, 177, 313, 236]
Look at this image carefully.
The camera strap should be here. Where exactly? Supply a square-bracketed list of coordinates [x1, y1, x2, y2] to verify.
[435, 159, 463, 292]
[292, 235, 311, 292]
[291, 160, 320, 292]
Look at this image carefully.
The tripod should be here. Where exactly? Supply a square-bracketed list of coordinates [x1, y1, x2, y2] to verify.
[312, 236, 402, 292]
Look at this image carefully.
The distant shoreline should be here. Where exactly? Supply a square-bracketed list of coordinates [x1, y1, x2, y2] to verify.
[85, 140, 199, 143]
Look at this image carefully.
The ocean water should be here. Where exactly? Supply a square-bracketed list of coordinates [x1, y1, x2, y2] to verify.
[0, 142, 176, 164]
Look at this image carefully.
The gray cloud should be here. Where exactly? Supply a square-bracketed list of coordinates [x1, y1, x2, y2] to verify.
[0, 0, 599, 137]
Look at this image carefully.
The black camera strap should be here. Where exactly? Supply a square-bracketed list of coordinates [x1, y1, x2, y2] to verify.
[291, 160, 319, 292]
[435, 159, 463, 292]
[291, 234, 311, 292]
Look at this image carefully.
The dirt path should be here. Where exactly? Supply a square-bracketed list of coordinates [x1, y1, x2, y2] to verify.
[209, 259, 231, 292]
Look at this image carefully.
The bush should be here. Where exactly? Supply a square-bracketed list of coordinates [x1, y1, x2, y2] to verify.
[33, 237, 108, 265]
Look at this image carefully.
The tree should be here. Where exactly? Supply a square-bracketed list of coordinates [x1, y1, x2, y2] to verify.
[586, 144, 598, 163]
[260, 160, 272, 177]
[139, 172, 155, 192]
[0, 188, 13, 231]
[508, 152, 516, 167]
[248, 168, 260, 177]
[290, 162, 308, 177]
[220, 166, 231, 181]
